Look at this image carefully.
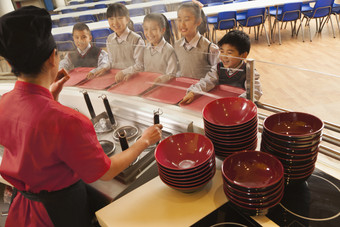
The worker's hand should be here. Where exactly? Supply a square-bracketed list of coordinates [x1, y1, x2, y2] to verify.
[93, 68, 108, 77]
[139, 124, 163, 147]
[179, 92, 195, 105]
[87, 72, 95, 79]
[50, 69, 70, 101]
[115, 71, 125, 83]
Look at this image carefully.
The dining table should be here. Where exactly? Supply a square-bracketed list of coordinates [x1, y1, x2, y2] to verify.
[52, 0, 316, 41]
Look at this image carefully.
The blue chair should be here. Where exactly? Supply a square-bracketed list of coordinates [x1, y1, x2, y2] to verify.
[133, 23, 145, 40]
[332, 3, 340, 31]
[131, 0, 143, 3]
[234, 0, 249, 22]
[301, 3, 313, 12]
[61, 9, 74, 14]
[199, 0, 220, 6]
[129, 8, 145, 17]
[206, 2, 224, 25]
[297, 0, 335, 41]
[75, 7, 89, 12]
[270, 3, 303, 44]
[79, 15, 97, 23]
[212, 11, 237, 43]
[237, 8, 270, 46]
[69, 1, 80, 5]
[59, 17, 77, 27]
[84, 0, 93, 2]
[53, 33, 75, 51]
[150, 4, 167, 13]
[92, 28, 111, 48]
[94, 4, 106, 9]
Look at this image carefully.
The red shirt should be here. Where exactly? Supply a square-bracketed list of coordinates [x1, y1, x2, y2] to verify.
[0, 81, 111, 226]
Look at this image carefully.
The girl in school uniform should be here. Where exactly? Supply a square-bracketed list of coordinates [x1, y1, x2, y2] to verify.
[95, 3, 145, 83]
[174, 2, 219, 79]
[142, 13, 178, 84]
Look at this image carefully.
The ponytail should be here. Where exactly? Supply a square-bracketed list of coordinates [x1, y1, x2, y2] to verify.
[161, 14, 174, 45]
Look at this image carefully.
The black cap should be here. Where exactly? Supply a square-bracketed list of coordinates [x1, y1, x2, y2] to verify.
[0, 6, 56, 75]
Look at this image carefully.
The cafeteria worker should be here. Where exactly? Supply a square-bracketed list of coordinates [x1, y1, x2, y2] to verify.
[0, 6, 162, 227]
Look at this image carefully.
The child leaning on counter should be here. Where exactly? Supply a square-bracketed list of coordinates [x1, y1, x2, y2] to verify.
[95, 3, 145, 83]
[174, 2, 220, 79]
[180, 30, 263, 104]
[142, 13, 178, 84]
[58, 22, 109, 79]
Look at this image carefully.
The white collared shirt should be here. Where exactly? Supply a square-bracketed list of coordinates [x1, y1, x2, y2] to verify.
[59, 43, 109, 74]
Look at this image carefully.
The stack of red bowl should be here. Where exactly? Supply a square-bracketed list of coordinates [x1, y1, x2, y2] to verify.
[202, 97, 258, 159]
[155, 133, 216, 193]
[222, 150, 284, 215]
[261, 112, 324, 185]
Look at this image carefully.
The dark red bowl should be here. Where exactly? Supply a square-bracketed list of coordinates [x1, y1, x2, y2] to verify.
[260, 140, 318, 160]
[215, 142, 258, 159]
[262, 130, 321, 148]
[213, 138, 258, 151]
[155, 133, 214, 171]
[224, 186, 283, 209]
[203, 97, 257, 127]
[204, 116, 258, 132]
[205, 125, 258, 141]
[224, 178, 284, 198]
[158, 157, 215, 176]
[159, 161, 215, 182]
[159, 167, 215, 186]
[263, 112, 324, 139]
[261, 133, 320, 153]
[222, 151, 284, 190]
[224, 182, 284, 204]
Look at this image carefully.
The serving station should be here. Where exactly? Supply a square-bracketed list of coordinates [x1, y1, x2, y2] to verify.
[0, 66, 340, 226]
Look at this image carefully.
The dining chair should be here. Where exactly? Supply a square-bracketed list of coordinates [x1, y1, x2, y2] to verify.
[92, 28, 111, 48]
[331, 3, 340, 31]
[212, 11, 237, 43]
[61, 9, 74, 14]
[297, 0, 335, 41]
[129, 8, 145, 17]
[59, 17, 77, 27]
[78, 14, 97, 24]
[75, 7, 89, 12]
[69, 1, 80, 5]
[237, 8, 270, 46]
[150, 4, 168, 14]
[53, 33, 76, 51]
[270, 3, 304, 44]
[133, 23, 145, 40]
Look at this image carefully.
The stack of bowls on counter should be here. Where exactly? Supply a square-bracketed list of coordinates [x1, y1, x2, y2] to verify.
[202, 97, 258, 159]
[222, 150, 284, 215]
[155, 133, 216, 193]
[261, 112, 324, 185]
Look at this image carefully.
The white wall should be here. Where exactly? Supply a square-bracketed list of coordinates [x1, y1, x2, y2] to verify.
[0, 0, 15, 17]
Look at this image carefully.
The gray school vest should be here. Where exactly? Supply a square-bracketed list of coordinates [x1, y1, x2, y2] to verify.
[107, 31, 141, 69]
[144, 42, 175, 74]
[174, 36, 212, 79]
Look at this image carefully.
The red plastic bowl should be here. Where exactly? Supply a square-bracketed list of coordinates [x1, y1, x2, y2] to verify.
[203, 97, 257, 127]
[222, 151, 284, 190]
[263, 112, 324, 139]
[204, 116, 258, 132]
[155, 133, 214, 170]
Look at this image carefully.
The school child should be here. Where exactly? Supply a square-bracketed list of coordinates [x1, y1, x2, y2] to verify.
[142, 13, 178, 84]
[59, 22, 109, 79]
[95, 3, 145, 83]
[174, 2, 219, 79]
[180, 30, 263, 104]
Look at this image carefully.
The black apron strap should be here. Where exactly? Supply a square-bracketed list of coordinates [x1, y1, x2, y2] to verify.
[18, 180, 93, 227]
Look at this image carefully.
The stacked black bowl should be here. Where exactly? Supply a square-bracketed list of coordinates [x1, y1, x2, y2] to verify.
[222, 150, 284, 216]
[261, 112, 324, 185]
[202, 97, 258, 159]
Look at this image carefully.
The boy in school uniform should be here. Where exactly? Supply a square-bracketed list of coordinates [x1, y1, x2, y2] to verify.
[59, 22, 109, 79]
[180, 30, 263, 104]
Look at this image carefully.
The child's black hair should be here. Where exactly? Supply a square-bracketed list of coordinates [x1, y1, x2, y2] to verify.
[218, 30, 251, 54]
[107, 3, 129, 18]
[143, 13, 174, 44]
[72, 22, 91, 35]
